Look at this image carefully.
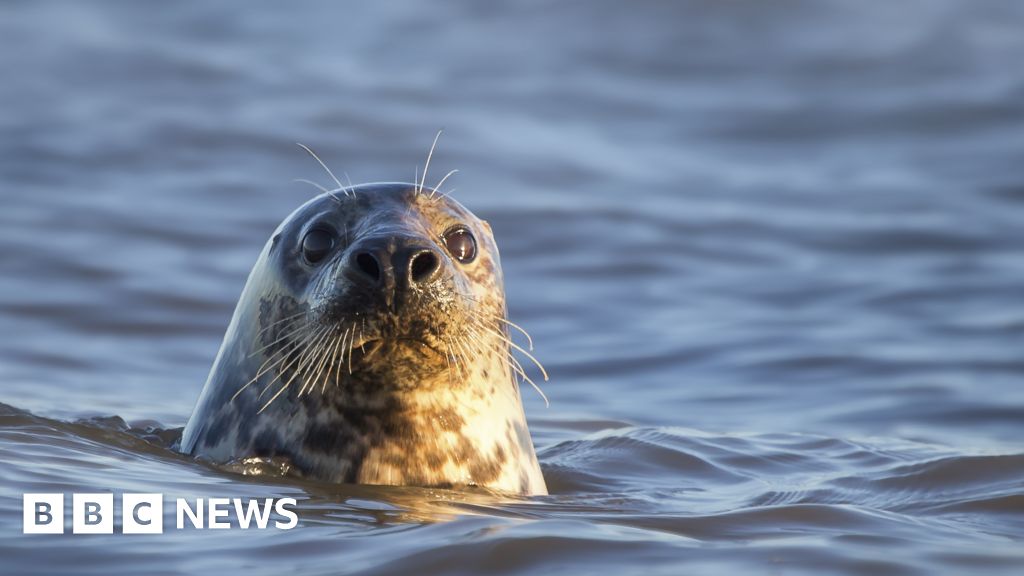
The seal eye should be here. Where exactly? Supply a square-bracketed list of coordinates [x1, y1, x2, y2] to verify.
[301, 228, 335, 264]
[443, 227, 476, 263]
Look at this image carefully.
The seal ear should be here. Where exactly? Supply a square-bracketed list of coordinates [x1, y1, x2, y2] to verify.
[480, 220, 492, 234]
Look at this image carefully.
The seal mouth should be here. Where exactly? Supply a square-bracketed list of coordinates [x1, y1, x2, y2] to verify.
[347, 312, 449, 363]
[356, 338, 383, 361]
[355, 336, 445, 363]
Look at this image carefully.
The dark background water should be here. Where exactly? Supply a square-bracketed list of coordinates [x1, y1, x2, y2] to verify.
[2, 1, 1023, 574]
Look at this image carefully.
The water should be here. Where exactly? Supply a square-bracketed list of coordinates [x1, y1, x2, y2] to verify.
[1, 1, 1023, 574]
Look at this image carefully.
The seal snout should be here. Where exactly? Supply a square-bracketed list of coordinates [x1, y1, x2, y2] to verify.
[345, 235, 446, 308]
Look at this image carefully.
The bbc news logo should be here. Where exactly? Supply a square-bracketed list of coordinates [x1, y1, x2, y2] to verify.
[23, 493, 298, 534]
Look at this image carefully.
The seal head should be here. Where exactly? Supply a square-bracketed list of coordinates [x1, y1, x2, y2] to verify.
[181, 183, 547, 495]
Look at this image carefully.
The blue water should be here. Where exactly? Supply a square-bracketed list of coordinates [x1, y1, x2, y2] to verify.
[1, 1, 1023, 574]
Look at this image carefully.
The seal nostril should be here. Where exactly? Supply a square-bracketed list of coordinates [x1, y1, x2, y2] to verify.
[355, 252, 381, 282]
[410, 251, 440, 284]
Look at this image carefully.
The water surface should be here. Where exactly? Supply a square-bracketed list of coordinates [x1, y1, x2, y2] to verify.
[1, 1, 1023, 574]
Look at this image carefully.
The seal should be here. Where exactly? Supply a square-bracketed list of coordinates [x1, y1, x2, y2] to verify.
[180, 178, 548, 495]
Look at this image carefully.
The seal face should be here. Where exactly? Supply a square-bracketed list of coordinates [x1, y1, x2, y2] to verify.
[180, 183, 547, 495]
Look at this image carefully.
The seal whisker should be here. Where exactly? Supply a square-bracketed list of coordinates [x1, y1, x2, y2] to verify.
[247, 327, 309, 363]
[460, 321, 502, 382]
[333, 327, 350, 394]
[346, 321, 357, 374]
[434, 187, 458, 202]
[232, 346, 294, 402]
[235, 341, 299, 400]
[344, 172, 355, 197]
[464, 307, 528, 352]
[446, 335, 462, 375]
[251, 318, 311, 355]
[309, 335, 336, 397]
[418, 130, 443, 197]
[240, 332, 311, 402]
[233, 319, 318, 400]
[256, 325, 329, 403]
[462, 324, 489, 359]
[259, 325, 332, 412]
[294, 178, 330, 194]
[458, 324, 484, 359]
[325, 329, 344, 391]
[302, 328, 336, 397]
[257, 381, 292, 413]
[491, 317, 535, 351]
[443, 342, 455, 387]
[430, 169, 459, 202]
[457, 295, 526, 341]
[251, 325, 308, 373]
[473, 321, 549, 382]
[297, 326, 335, 396]
[295, 342, 322, 397]
[453, 336, 475, 376]
[458, 312, 487, 346]
[262, 326, 327, 398]
[312, 340, 334, 397]
[249, 319, 314, 358]
[323, 326, 345, 395]
[507, 352, 549, 407]
[314, 326, 346, 391]
[474, 316, 548, 406]
[296, 142, 352, 198]
[338, 326, 352, 375]
[294, 179, 343, 205]
[463, 307, 501, 331]
[463, 320, 500, 368]
[254, 310, 308, 338]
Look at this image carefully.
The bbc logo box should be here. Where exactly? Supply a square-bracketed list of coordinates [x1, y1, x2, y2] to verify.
[23, 493, 164, 534]
[23, 494, 64, 534]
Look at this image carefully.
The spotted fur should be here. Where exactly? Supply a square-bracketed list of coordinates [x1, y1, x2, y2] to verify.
[180, 184, 547, 495]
